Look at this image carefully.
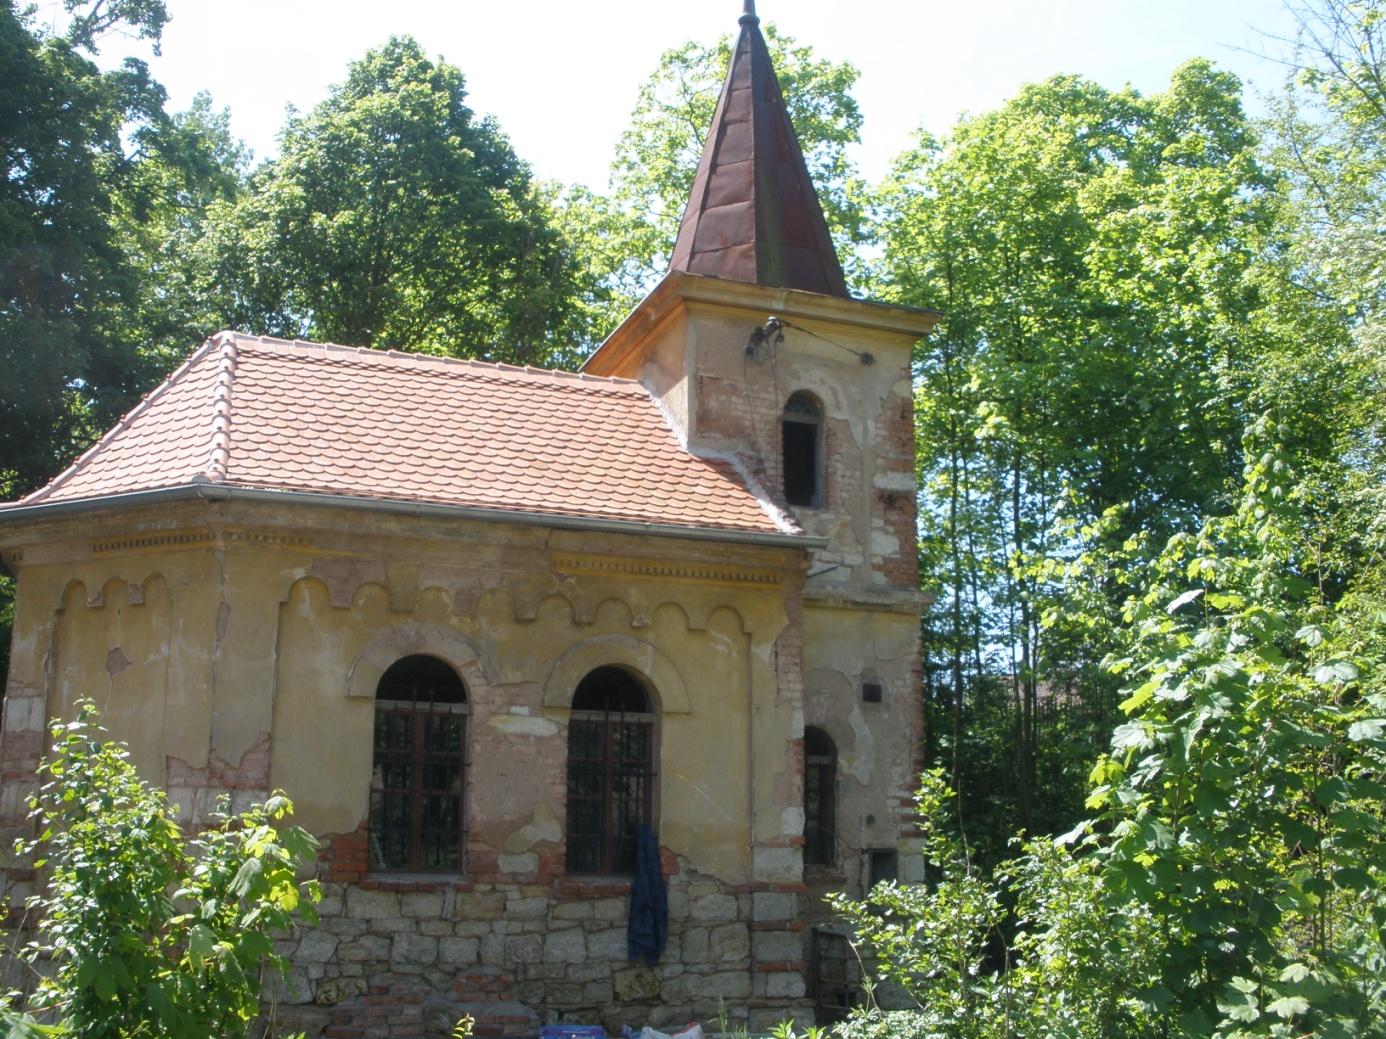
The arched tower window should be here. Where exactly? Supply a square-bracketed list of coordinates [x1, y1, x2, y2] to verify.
[566, 666, 656, 875]
[369, 654, 467, 873]
[782, 391, 824, 507]
[803, 726, 837, 867]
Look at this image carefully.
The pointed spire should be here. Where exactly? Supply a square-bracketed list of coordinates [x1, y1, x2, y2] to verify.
[667, 2, 848, 297]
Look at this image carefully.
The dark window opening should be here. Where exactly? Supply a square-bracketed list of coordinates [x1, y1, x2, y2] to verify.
[369, 655, 467, 873]
[567, 666, 656, 875]
[782, 391, 823, 507]
[868, 848, 899, 886]
[862, 681, 884, 704]
[811, 927, 862, 1025]
[803, 726, 837, 868]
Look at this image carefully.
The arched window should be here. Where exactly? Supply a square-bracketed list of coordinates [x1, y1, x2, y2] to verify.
[803, 726, 837, 868]
[369, 655, 467, 873]
[782, 391, 823, 507]
[566, 666, 656, 875]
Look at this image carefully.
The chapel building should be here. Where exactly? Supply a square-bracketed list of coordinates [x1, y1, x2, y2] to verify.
[0, 3, 937, 1034]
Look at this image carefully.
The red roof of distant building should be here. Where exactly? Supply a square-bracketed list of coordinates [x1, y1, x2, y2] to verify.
[8, 332, 792, 538]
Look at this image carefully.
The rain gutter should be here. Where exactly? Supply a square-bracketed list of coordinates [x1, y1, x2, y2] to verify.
[0, 484, 827, 551]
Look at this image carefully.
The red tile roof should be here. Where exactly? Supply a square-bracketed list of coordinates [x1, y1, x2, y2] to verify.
[8, 333, 793, 538]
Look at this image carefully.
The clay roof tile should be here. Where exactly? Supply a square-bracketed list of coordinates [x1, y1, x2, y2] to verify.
[8, 332, 793, 539]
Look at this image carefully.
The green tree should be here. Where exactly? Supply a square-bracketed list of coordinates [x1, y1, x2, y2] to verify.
[0, 0, 166, 499]
[114, 92, 250, 377]
[0, 3, 240, 697]
[1261, 0, 1386, 588]
[195, 36, 584, 366]
[878, 64, 1350, 855]
[5, 701, 321, 1037]
[834, 430, 1386, 1037]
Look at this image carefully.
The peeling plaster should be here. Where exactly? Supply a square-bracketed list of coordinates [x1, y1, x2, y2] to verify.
[839, 703, 875, 784]
[503, 803, 562, 853]
[105, 646, 131, 675]
[780, 806, 804, 838]
[488, 714, 559, 738]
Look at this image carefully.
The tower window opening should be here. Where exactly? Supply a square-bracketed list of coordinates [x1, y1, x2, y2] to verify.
[783, 391, 824, 507]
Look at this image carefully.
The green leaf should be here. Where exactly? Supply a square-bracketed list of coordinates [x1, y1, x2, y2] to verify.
[1312, 660, 1358, 684]
[1294, 624, 1325, 647]
[1267, 995, 1309, 1019]
[1167, 587, 1204, 614]
[1279, 962, 1311, 984]
[1347, 718, 1385, 742]
[1111, 721, 1153, 751]
[187, 923, 216, 969]
[1332, 866, 1373, 891]
[230, 855, 264, 897]
[1119, 680, 1158, 713]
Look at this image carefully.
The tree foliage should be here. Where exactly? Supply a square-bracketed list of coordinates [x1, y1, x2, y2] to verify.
[835, 432, 1386, 1038]
[4, 701, 321, 1037]
[0, 0, 167, 498]
[875, 61, 1352, 857]
[193, 36, 586, 366]
[1262, 0, 1386, 587]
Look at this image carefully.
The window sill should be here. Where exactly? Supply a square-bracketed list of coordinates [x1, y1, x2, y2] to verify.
[359, 873, 472, 893]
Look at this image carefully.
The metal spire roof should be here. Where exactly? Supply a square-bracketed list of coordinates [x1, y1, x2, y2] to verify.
[667, 1, 849, 298]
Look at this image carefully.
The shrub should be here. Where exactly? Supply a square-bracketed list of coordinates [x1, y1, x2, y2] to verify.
[4, 700, 321, 1038]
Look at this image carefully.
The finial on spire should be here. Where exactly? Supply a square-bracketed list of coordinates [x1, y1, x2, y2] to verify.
[740, 0, 759, 26]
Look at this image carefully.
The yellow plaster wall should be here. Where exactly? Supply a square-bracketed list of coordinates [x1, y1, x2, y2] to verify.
[267, 556, 775, 883]
[21, 541, 224, 780]
[801, 598, 922, 887]
[0, 502, 804, 889]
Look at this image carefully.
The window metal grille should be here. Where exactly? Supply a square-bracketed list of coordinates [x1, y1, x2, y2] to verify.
[566, 667, 656, 876]
[811, 927, 861, 1024]
[804, 726, 837, 867]
[369, 656, 467, 873]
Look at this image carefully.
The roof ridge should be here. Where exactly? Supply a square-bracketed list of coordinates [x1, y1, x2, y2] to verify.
[202, 333, 239, 483]
[225, 330, 639, 388]
[13, 337, 224, 508]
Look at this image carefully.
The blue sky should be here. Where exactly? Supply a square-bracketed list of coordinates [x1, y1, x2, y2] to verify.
[51, 0, 1301, 188]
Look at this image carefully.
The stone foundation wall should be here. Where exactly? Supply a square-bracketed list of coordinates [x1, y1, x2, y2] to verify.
[265, 866, 812, 1039]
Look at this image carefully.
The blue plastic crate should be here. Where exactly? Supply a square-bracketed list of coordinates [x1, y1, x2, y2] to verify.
[540, 1026, 607, 1039]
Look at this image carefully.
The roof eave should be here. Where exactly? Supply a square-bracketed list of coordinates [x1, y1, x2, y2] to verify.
[0, 484, 826, 551]
[584, 270, 942, 377]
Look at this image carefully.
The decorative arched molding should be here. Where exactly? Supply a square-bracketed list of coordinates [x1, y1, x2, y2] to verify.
[591, 596, 636, 629]
[58, 578, 87, 611]
[542, 634, 691, 714]
[346, 623, 486, 699]
[706, 603, 751, 637]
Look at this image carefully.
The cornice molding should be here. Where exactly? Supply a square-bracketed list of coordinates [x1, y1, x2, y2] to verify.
[552, 553, 781, 587]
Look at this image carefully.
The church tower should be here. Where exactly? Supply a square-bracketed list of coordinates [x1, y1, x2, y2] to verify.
[586, 0, 938, 913]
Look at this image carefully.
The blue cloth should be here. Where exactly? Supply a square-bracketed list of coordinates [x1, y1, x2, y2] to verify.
[627, 825, 667, 964]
